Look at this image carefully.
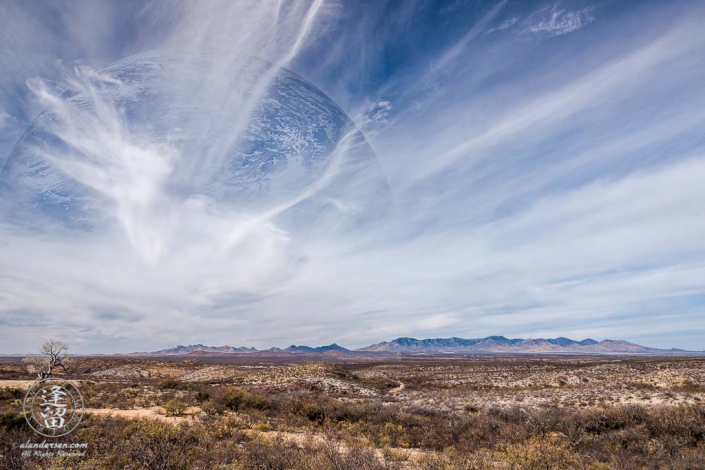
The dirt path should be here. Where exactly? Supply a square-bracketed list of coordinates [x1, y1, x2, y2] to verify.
[0, 380, 36, 390]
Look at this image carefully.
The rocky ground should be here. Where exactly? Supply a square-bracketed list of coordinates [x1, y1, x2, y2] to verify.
[1, 355, 703, 409]
[348, 357, 705, 411]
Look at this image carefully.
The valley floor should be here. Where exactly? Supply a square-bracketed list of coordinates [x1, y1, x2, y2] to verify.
[1, 355, 703, 469]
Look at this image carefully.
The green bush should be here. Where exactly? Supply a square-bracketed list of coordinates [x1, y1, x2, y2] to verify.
[162, 399, 189, 416]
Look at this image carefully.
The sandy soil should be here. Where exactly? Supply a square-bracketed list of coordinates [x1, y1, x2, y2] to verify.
[0, 380, 36, 389]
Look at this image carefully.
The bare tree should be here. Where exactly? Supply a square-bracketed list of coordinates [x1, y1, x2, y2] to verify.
[23, 339, 72, 380]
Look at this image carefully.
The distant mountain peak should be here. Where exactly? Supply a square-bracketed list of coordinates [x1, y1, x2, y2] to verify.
[357, 335, 682, 355]
[284, 343, 350, 353]
[150, 344, 257, 355]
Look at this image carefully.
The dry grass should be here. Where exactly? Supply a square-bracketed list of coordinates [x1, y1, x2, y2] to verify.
[0, 355, 703, 469]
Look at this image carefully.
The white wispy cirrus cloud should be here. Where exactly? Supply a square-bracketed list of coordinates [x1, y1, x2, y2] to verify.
[487, 17, 519, 34]
[356, 99, 394, 134]
[1, 1, 705, 353]
[525, 4, 595, 36]
[0, 108, 10, 127]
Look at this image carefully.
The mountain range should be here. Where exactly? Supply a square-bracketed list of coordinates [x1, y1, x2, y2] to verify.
[150, 344, 258, 355]
[142, 336, 697, 356]
[263, 343, 351, 354]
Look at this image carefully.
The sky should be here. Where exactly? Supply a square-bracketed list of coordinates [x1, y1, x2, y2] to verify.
[1, 0, 704, 353]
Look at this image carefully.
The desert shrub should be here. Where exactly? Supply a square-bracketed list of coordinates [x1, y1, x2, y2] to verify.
[353, 375, 399, 391]
[406, 404, 444, 418]
[162, 399, 189, 416]
[239, 436, 309, 469]
[605, 426, 651, 454]
[286, 396, 326, 423]
[254, 420, 273, 432]
[328, 400, 369, 423]
[217, 387, 246, 411]
[629, 381, 658, 390]
[1, 375, 704, 470]
[0, 412, 25, 431]
[447, 413, 515, 451]
[673, 447, 705, 469]
[579, 406, 644, 434]
[79, 381, 149, 409]
[0, 387, 23, 401]
[157, 377, 181, 389]
[319, 435, 384, 470]
[243, 390, 270, 410]
[0, 418, 35, 470]
[645, 405, 705, 444]
[381, 422, 412, 448]
[201, 399, 225, 416]
[415, 450, 495, 470]
[214, 386, 271, 412]
[213, 416, 245, 440]
[121, 420, 202, 470]
[675, 380, 705, 393]
[464, 403, 481, 413]
[195, 390, 210, 403]
[500, 435, 608, 469]
[239, 434, 386, 470]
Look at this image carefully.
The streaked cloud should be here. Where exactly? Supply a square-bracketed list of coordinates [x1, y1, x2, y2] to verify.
[1, 0, 704, 353]
[430, 0, 508, 73]
[525, 4, 595, 36]
[487, 17, 519, 34]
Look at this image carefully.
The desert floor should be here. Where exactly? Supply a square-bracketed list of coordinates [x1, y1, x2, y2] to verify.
[1, 355, 703, 469]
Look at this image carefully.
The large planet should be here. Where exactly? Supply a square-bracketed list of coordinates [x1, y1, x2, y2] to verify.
[0, 51, 390, 234]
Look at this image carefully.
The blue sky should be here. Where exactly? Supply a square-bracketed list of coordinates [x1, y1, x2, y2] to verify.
[1, 0, 704, 353]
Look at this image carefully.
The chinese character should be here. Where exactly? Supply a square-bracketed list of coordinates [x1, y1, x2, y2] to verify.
[39, 386, 68, 429]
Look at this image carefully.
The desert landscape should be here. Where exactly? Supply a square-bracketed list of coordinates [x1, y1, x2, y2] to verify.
[3, 1, 705, 469]
[1, 352, 704, 469]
